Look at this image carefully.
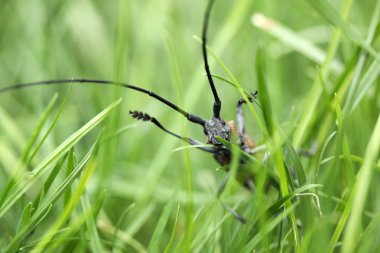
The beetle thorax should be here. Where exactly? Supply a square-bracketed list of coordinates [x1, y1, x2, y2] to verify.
[205, 117, 231, 145]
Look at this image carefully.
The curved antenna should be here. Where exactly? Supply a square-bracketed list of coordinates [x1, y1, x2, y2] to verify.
[130, 110, 218, 154]
[202, 0, 221, 118]
[0, 78, 206, 126]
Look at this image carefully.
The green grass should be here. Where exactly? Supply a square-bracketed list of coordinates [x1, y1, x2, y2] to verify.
[0, 0, 379, 252]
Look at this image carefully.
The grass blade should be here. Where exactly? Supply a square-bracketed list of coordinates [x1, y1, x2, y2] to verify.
[341, 113, 380, 252]
[0, 98, 121, 218]
[148, 200, 175, 253]
[32, 158, 97, 252]
[20, 93, 58, 163]
[251, 13, 343, 74]
[80, 190, 104, 253]
[309, 0, 377, 56]
[5, 142, 99, 253]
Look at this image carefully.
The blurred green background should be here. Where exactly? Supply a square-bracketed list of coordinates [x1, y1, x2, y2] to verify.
[0, 0, 379, 252]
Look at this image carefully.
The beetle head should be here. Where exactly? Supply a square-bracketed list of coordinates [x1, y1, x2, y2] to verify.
[204, 117, 231, 145]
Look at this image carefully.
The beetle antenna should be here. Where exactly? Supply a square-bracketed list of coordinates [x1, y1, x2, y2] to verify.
[129, 110, 218, 154]
[202, 0, 221, 119]
[0, 78, 206, 126]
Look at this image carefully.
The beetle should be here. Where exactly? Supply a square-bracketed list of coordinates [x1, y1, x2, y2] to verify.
[0, 0, 277, 221]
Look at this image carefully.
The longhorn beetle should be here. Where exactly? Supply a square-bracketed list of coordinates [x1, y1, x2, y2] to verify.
[0, 0, 278, 221]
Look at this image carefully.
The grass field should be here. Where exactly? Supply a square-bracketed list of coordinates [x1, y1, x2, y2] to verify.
[0, 0, 379, 252]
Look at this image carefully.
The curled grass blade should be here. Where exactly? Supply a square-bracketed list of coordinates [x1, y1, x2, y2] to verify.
[252, 184, 323, 228]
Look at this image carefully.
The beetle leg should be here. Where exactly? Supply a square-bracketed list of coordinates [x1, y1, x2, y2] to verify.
[236, 91, 257, 146]
[129, 110, 217, 154]
[236, 99, 246, 142]
[217, 175, 247, 224]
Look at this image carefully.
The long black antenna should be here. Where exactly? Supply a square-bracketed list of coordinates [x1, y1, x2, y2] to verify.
[130, 110, 218, 154]
[202, 0, 221, 119]
[0, 78, 206, 126]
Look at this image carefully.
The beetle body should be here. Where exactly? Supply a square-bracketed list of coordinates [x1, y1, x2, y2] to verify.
[0, 0, 267, 195]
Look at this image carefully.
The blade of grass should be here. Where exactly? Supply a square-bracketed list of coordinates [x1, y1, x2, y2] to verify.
[0, 107, 26, 148]
[283, 141, 315, 230]
[252, 184, 323, 229]
[80, 190, 104, 253]
[328, 113, 380, 252]
[341, 135, 355, 188]
[0, 94, 59, 205]
[33, 153, 69, 211]
[97, 219, 146, 253]
[243, 202, 299, 252]
[212, 73, 258, 99]
[20, 93, 58, 163]
[125, 203, 156, 237]
[16, 205, 53, 252]
[256, 48, 300, 248]
[321, 155, 380, 171]
[32, 158, 97, 253]
[5, 142, 99, 253]
[331, 94, 344, 186]
[101, 123, 137, 144]
[44, 189, 107, 253]
[342, 0, 380, 116]
[0, 98, 121, 218]
[164, 33, 195, 249]
[164, 204, 180, 253]
[64, 148, 75, 208]
[315, 131, 336, 178]
[291, 0, 353, 147]
[251, 13, 343, 74]
[309, 0, 377, 57]
[112, 203, 136, 250]
[26, 87, 73, 165]
[16, 202, 33, 234]
[351, 52, 380, 113]
[341, 114, 380, 252]
[92, 189, 107, 220]
[148, 200, 175, 253]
